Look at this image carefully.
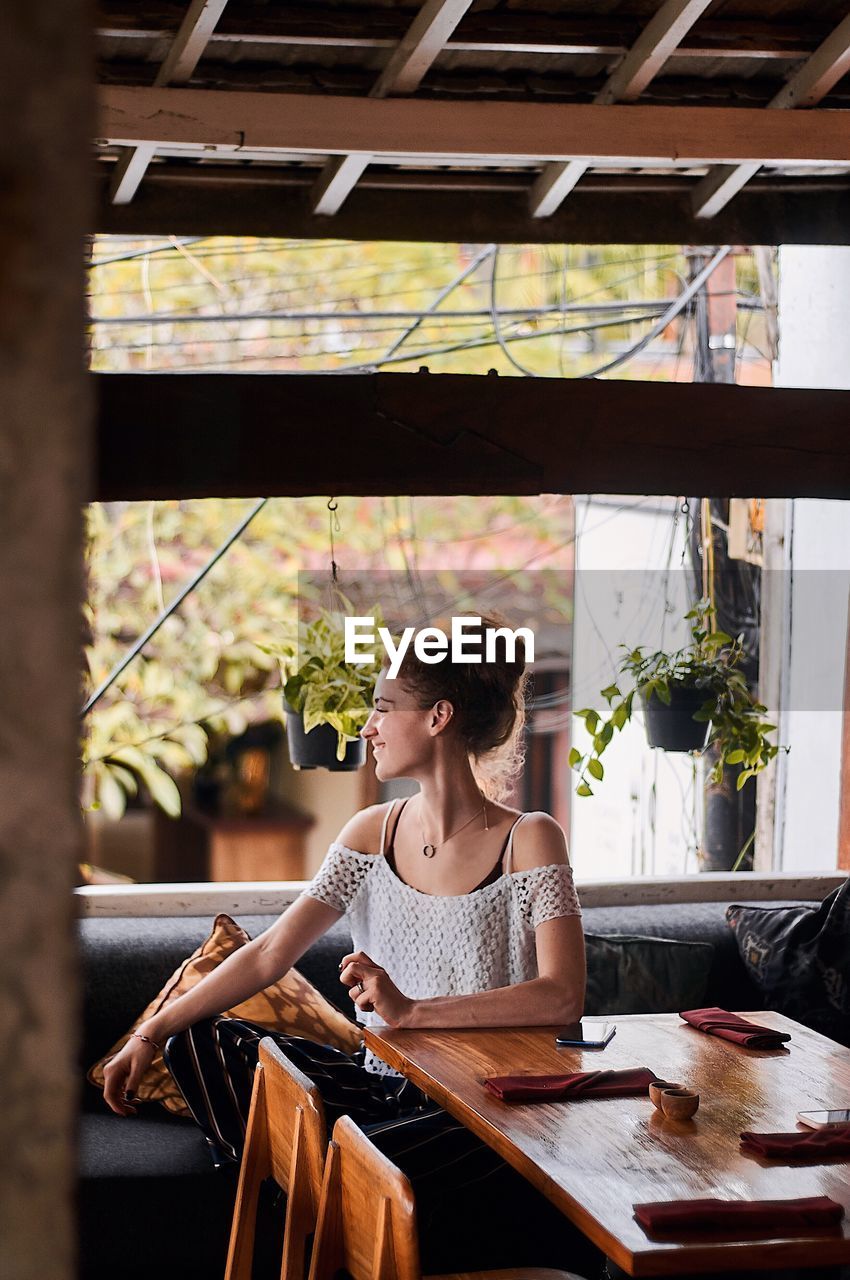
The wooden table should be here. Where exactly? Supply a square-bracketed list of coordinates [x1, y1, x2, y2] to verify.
[365, 1013, 850, 1275]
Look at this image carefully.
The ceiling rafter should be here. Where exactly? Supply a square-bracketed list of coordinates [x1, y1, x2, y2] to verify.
[109, 0, 231, 205]
[95, 9, 832, 63]
[530, 0, 712, 219]
[311, 0, 474, 218]
[693, 12, 850, 220]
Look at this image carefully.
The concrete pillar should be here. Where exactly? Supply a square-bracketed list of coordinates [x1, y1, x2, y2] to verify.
[0, 6, 92, 1280]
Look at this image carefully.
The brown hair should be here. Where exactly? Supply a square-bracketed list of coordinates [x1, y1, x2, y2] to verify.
[384, 612, 529, 803]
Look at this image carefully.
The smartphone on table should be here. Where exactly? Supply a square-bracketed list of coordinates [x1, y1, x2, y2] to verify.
[555, 1021, 616, 1049]
[797, 1108, 850, 1129]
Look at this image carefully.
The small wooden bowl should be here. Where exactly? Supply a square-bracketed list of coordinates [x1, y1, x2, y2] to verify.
[660, 1088, 700, 1120]
[649, 1080, 684, 1110]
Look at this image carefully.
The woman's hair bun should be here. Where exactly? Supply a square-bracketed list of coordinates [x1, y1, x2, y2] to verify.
[387, 610, 530, 801]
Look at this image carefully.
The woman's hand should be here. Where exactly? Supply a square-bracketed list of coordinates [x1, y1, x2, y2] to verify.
[339, 951, 414, 1028]
[102, 1033, 158, 1116]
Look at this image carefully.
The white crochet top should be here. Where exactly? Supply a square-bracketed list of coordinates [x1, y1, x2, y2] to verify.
[303, 801, 582, 1075]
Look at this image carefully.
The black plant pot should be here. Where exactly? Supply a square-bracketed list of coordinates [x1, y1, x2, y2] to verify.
[284, 704, 365, 771]
[641, 685, 711, 753]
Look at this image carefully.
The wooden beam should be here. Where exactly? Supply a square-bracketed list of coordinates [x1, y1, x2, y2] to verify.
[98, 87, 850, 165]
[110, 0, 231, 206]
[311, 0, 473, 217]
[693, 13, 850, 219]
[94, 166, 850, 245]
[531, 0, 712, 218]
[94, 373, 850, 502]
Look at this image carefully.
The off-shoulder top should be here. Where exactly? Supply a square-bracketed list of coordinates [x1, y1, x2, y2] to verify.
[303, 798, 582, 1075]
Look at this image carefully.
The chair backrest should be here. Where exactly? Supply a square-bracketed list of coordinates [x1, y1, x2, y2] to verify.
[308, 1115, 422, 1280]
[225, 1036, 327, 1280]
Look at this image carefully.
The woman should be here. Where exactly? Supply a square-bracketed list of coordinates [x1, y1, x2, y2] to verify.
[103, 617, 593, 1272]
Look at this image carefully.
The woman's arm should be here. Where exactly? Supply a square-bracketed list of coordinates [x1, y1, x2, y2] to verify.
[404, 913, 584, 1028]
[103, 893, 341, 1115]
[103, 802, 388, 1116]
[342, 812, 586, 1030]
[142, 892, 342, 1043]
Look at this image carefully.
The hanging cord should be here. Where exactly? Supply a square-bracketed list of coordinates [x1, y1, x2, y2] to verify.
[81, 497, 269, 718]
[680, 498, 692, 566]
[701, 497, 717, 626]
[328, 497, 340, 583]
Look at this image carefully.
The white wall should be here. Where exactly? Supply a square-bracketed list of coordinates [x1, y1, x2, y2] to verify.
[570, 497, 703, 880]
[775, 247, 850, 872]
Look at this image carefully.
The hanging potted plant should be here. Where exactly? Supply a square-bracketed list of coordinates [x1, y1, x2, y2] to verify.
[570, 599, 783, 797]
[264, 602, 384, 771]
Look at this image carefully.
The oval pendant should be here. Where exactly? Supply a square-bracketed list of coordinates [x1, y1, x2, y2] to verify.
[422, 843, 437, 858]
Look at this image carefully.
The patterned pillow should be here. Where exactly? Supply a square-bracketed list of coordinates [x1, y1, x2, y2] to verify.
[88, 913, 362, 1116]
[584, 934, 714, 1015]
[726, 882, 850, 1046]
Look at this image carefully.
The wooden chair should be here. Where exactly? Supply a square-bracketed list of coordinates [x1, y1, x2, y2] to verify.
[308, 1113, 586, 1280]
[225, 1036, 327, 1280]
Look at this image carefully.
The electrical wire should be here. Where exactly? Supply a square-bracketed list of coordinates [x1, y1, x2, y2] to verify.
[489, 245, 540, 377]
[579, 247, 733, 380]
[91, 301, 667, 326]
[91, 315, 683, 372]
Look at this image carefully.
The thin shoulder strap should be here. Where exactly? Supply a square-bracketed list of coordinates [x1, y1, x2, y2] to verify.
[379, 800, 396, 856]
[380, 796, 412, 854]
[503, 811, 532, 876]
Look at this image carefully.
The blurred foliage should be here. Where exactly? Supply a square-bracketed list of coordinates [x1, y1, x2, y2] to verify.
[83, 493, 573, 817]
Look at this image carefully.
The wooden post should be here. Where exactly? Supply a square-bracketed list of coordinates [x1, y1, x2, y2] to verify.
[0, 5, 93, 1280]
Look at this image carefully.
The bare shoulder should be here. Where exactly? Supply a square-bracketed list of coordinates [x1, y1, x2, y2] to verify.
[334, 801, 394, 856]
[511, 811, 571, 873]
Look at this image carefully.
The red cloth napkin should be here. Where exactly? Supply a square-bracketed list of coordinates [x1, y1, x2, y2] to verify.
[484, 1066, 657, 1103]
[634, 1196, 844, 1237]
[740, 1125, 850, 1160]
[680, 1007, 791, 1049]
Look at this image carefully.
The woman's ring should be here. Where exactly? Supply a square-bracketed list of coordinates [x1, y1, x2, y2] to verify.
[357, 980, 365, 994]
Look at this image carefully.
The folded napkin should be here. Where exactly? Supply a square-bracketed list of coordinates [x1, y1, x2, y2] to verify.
[484, 1066, 657, 1103]
[634, 1195, 844, 1237]
[740, 1124, 850, 1160]
[680, 1007, 791, 1049]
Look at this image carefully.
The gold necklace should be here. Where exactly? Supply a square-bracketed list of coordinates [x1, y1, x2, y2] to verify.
[419, 794, 489, 858]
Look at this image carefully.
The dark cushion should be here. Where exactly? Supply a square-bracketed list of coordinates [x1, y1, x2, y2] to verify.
[584, 934, 714, 1015]
[579, 901, 803, 1009]
[727, 880, 850, 1045]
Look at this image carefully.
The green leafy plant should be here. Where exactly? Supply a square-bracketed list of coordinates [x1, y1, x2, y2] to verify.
[570, 599, 784, 797]
[263, 597, 385, 761]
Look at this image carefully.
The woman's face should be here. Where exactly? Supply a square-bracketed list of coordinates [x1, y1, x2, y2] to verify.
[360, 670, 447, 780]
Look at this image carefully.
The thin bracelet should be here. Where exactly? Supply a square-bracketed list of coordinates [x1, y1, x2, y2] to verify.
[131, 1031, 162, 1050]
